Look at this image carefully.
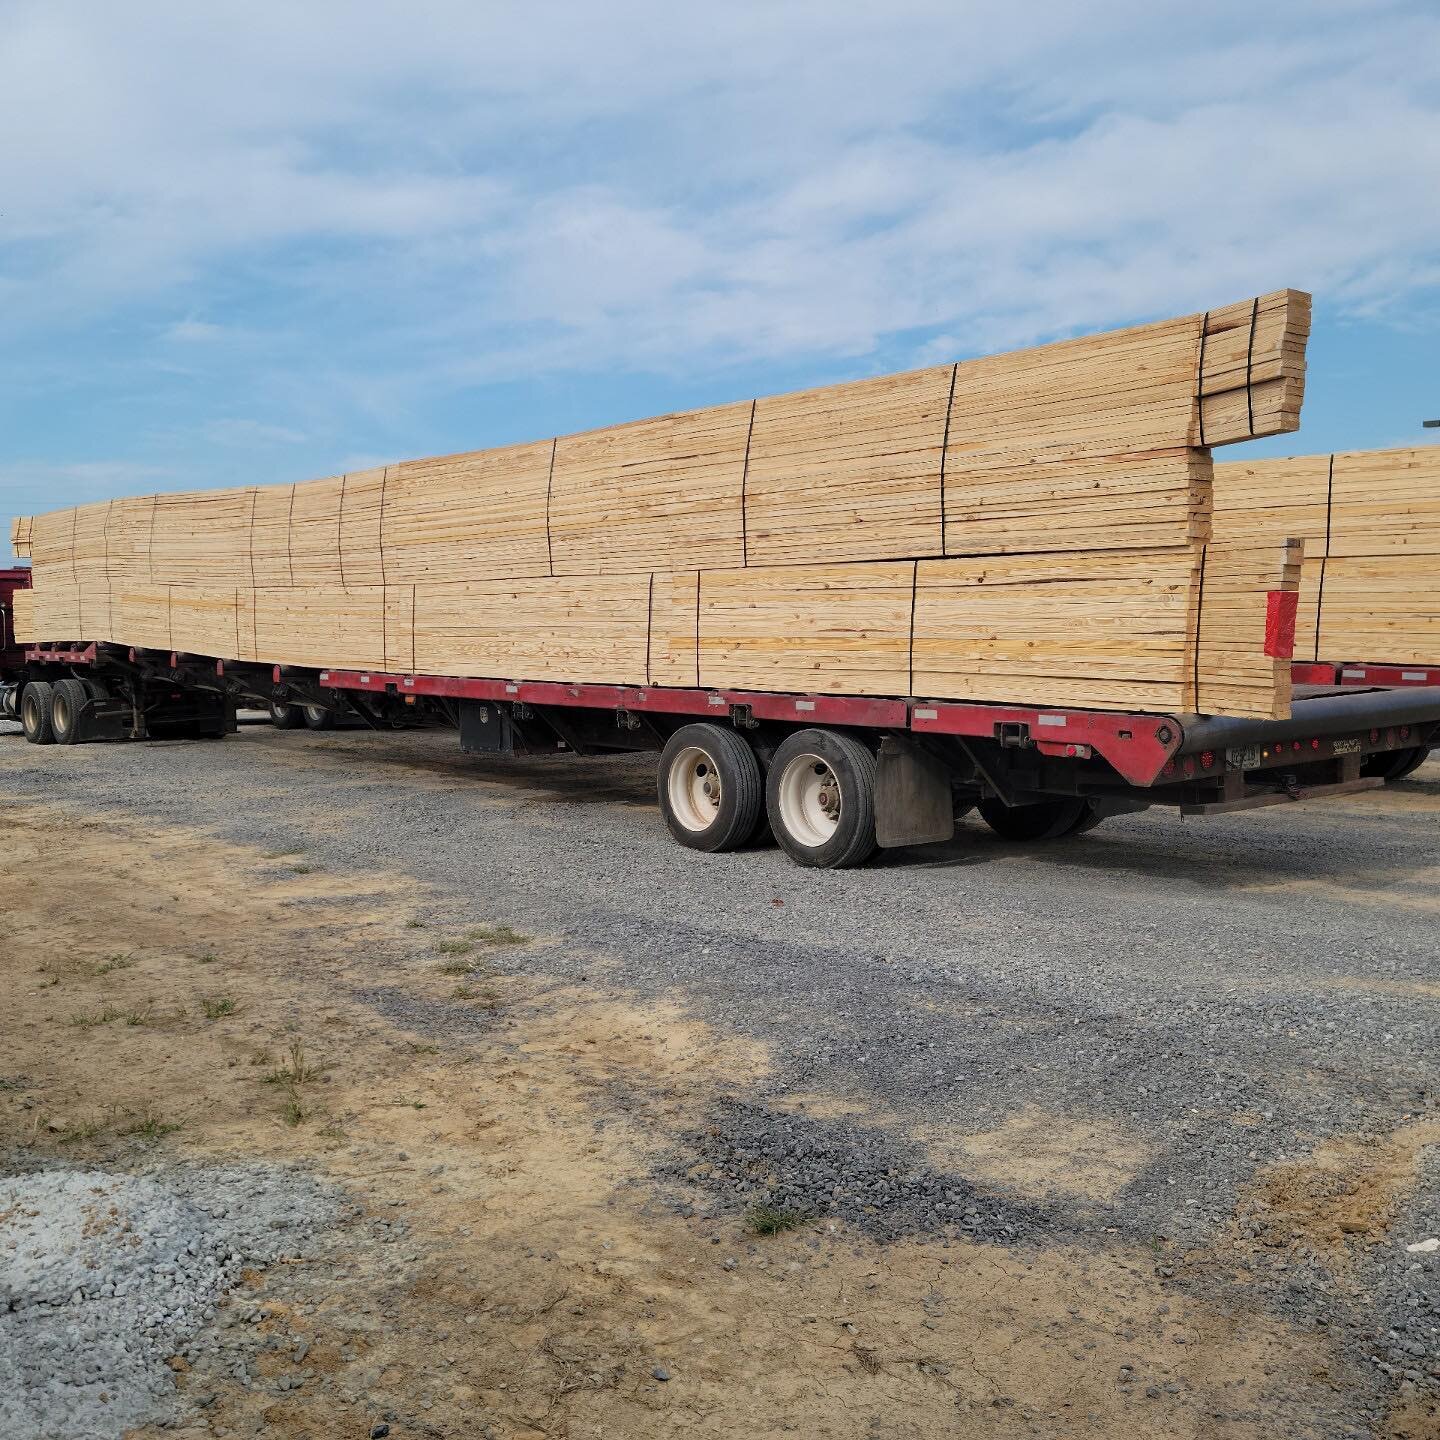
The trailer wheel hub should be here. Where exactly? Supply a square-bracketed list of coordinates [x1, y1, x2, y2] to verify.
[777, 755, 843, 845]
[667, 745, 723, 832]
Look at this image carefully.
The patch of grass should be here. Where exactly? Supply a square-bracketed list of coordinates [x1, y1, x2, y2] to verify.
[249, 1047, 274, 1066]
[0, 1077, 27, 1093]
[95, 953, 136, 975]
[281, 1089, 309, 1127]
[200, 995, 238, 1020]
[451, 984, 501, 1012]
[290, 864, 317, 875]
[745, 1203, 806, 1237]
[405, 1042, 440, 1055]
[435, 938, 474, 957]
[56, 1117, 106, 1144]
[194, 952, 217, 965]
[317, 1121, 347, 1141]
[40, 976, 61, 989]
[119, 1109, 182, 1143]
[436, 959, 477, 976]
[70, 1006, 122, 1030]
[122, 1006, 153, 1027]
[404, 918, 425, 930]
[467, 924, 529, 947]
[263, 1040, 322, 1087]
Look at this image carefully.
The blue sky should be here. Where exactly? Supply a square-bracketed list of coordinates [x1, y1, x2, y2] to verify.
[3, 1, 1438, 555]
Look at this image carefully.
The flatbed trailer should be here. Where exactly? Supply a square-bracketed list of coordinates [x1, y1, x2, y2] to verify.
[8, 636, 1440, 868]
[1292, 661, 1438, 779]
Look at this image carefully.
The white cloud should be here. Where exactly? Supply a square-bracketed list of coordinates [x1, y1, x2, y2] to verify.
[0, 1, 1436, 400]
[0, 461, 185, 510]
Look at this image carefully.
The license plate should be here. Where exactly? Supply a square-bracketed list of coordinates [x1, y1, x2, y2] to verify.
[1227, 745, 1262, 771]
[1332, 737, 1361, 755]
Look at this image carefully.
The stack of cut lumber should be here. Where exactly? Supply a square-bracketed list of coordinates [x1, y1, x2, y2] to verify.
[1214, 445, 1440, 665]
[11, 290, 1313, 718]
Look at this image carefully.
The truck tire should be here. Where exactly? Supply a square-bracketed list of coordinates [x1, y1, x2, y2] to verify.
[978, 796, 1088, 841]
[1390, 746, 1433, 780]
[657, 723, 764, 852]
[269, 700, 304, 729]
[767, 729, 877, 869]
[303, 704, 336, 730]
[50, 678, 91, 745]
[1062, 799, 1107, 836]
[1363, 745, 1430, 782]
[20, 681, 54, 745]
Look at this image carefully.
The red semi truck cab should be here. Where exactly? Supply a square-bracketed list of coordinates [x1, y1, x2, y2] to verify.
[0, 566, 31, 680]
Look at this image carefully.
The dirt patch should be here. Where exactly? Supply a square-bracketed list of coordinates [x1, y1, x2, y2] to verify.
[1232, 863, 1440, 914]
[922, 1104, 1154, 1204]
[1232, 1121, 1440, 1259]
[0, 800, 1362, 1438]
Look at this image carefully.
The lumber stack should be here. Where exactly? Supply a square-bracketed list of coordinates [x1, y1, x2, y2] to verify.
[1214, 446, 1440, 665]
[11, 291, 1313, 719]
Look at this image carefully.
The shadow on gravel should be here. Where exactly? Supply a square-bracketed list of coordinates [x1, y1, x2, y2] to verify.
[893, 817, 1436, 892]
[662, 1097, 1062, 1246]
[261, 733, 661, 808]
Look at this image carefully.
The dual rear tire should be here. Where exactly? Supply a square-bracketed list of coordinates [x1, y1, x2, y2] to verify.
[20, 678, 91, 746]
[658, 724, 879, 868]
[269, 701, 337, 731]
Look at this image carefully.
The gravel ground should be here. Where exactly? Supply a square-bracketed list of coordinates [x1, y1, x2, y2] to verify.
[3, 720, 1437, 1431]
[0, 1162, 348, 1438]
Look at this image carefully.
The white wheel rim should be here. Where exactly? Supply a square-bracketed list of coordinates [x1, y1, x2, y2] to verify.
[777, 752, 841, 847]
[668, 745, 723, 832]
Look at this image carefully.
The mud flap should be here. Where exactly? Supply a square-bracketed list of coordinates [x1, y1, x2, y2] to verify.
[875, 736, 955, 849]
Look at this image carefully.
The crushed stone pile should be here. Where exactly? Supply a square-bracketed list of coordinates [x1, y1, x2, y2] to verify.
[0, 1164, 340, 1439]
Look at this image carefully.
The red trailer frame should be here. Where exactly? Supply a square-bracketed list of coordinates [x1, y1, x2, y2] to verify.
[12, 637, 1440, 865]
[1295, 660, 1440, 689]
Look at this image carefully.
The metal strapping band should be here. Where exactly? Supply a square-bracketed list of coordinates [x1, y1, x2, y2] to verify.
[1196, 312, 1210, 447]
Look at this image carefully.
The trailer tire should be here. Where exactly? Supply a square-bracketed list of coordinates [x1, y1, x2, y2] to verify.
[269, 700, 304, 729]
[1364, 745, 1430, 782]
[767, 729, 878, 869]
[1062, 800, 1108, 836]
[978, 796, 1088, 841]
[1390, 746, 1433, 780]
[50, 678, 91, 745]
[20, 681, 54, 745]
[303, 704, 336, 731]
[658, 723, 764, 852]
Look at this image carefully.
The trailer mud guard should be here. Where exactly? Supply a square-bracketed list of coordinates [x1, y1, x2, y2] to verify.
[875, 736, 954, 849]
